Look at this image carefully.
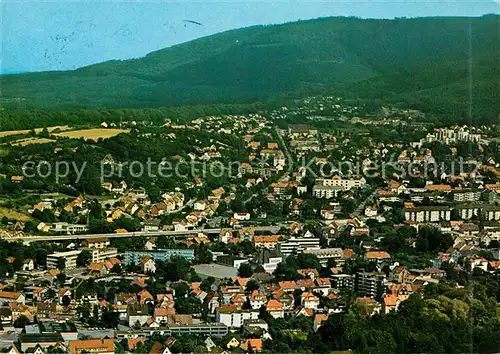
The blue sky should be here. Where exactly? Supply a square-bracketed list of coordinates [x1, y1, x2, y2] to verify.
[2, 0, 499, 73]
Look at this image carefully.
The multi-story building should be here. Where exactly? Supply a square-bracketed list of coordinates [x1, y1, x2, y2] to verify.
[253, 235, 280, 249]
[453, 189, 482, 202]
[355, 271, 386, 299]
[123, 249, 195, 265]
[484, 205, 500, 221]
[312, 185, 342, 199]
[287, 124, 318, 137]
[52, 223, 89, 234]
[68, 338, 115, 354]
[258, 248, 282, 273]
[116, 324, 228, 338]
[303, 248, 343, 266]
[166, 323, 228, 337]
[82, 237, 110, 249]
[331, 274, 355, 291]
[456, 204, 500, 221]
[403, 206, 451, 222]
[315, 176, 366, 191]
[86, 248, 118, 263]
[277, 231, 320, 257]
[456, 204, 481, 220]
[46, 250, 82, 269]
[215, 305, 259, 328]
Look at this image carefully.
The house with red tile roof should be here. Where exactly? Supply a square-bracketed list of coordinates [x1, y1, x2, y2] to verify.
[279, 280, 297, 293]
[240, 338, 263, 352]
[313, 313, 329, 332]
[249, 290, 266, 310]
[69, 339, 114, 354]
[266, 300, 284, 318]
[301, 292, 319, 310]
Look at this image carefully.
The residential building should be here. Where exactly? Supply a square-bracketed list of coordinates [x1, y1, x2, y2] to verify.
[215, 305, 259, 328]
[0, 292, 25, 304]
[141, 256, 156, 274]
[233, 212, 250, 221]
[258, 249, 282, 274]
[453, 189, 482, 202]
[88, 248, 118, 263]
[128, 304, 150, 327]
[277, 231, 320, 257]
[52, 223, 89, 235]
[403, 206, 451, 222]
[19, 333, 64, 352]
[69, 339, 115, 354]
[266, 300, 285, 318]
[484, 205, 500, 221]
[46, 250, 82, 270]
[82, 238, 109, 249]
[312, 185, 343, 199]
[123, 249, 194, 265]
[249, 291, 266, 310]
[331, 274, 355, 291]
[143, 219, 160, 232]
[315, 176, 366, 191]
[253, 235, 280, 249]
[355, 272, 386, 298]
[303, 248, 343, 266]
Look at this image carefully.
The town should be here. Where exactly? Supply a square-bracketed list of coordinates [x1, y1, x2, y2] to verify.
[0, 96, 498, 353]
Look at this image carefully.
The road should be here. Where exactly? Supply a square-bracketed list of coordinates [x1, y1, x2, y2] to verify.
[352, 188, 377, 217]
[275, 127, 294, 174]
[4, 226, 282, 243]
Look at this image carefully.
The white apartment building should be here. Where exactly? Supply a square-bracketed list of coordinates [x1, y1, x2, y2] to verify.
[52, 223, 89, 234]
[316, 176, 366, 190]
[262, 255, 282, 273]
[46, 250, 82, 269]
[457, 205, 481, 220]
[313, 185, 342, 199]
[404, 206, 451, 222]
[277, 231, 320, 257]
[453, 190, 481, 202]
[303, 248, 343, 266]
[484, 206, 500, 221]
[215, 308, 259, 328]
[88, 248, 118, 263]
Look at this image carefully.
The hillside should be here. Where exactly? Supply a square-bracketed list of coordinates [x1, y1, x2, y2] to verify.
[0, 15, 498, 125]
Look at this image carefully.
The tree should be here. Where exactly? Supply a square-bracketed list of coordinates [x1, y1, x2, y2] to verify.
[195, 244, 213, 264]
[43, 288, 57, 301]
[238, 263, 253, 277]
[173, 283, 190, 298]
[62, 295, 71, 307]
[76, 250, 92, 267]
[111, 263, 122, 274]
[14, 315, 30, 328]
[57, 258, 66, 270]
[245, 279, 260, 293]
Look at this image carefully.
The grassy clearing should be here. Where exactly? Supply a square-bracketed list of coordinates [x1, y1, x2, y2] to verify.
[0, 207, 31, 222]
[54, 128, 130, 141]
[0, 125, 71, 137]
[11, 138, 56, 146]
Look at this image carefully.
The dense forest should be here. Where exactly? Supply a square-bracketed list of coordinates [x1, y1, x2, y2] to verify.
[1, 15, 498, 129]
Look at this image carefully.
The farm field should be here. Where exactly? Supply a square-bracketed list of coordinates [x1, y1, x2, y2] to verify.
[54, 128, 130, 141]
[0, 125, 71, 137]
[0, 207, 30, 222]
[11, 138, 56, 146]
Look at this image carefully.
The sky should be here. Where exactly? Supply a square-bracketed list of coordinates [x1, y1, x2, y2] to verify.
[2, 0, 499, 73]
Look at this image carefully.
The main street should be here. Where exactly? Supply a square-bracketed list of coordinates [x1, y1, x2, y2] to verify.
[4, 225, 282, 243]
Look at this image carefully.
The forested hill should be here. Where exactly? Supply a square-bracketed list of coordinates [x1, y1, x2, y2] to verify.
[1, 15, 499, 124]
